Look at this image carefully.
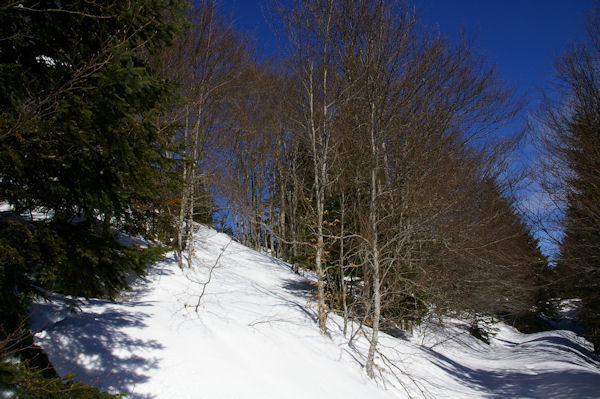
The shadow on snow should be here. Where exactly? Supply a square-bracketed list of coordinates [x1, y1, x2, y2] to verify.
[423, 339, 600, 399]
[32, 300, 163, 399]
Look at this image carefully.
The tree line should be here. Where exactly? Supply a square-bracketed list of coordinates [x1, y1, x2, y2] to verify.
[164, 0, 549, 377]
[0, 0, 598, 395]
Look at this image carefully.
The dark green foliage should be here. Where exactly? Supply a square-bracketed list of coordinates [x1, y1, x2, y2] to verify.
[0, 3, 187, 391]
[0, 219, 37, 334]
[32, 220, 167, 299]
[0, 0, 184, 301]
[0, 361, 120, 398]
[469, 320, 493, 345]
[1, 327, 57, 379]
[0, 0, 186, 393]
[0, 0, 184, 230]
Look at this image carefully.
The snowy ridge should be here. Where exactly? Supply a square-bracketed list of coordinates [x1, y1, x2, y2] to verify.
[31, 226, 600, 398]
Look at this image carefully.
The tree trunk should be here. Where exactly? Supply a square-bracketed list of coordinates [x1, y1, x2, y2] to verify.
[366, 102, 381, 379]
[339, 192, 349, 336]
[177, 109, 191, 269]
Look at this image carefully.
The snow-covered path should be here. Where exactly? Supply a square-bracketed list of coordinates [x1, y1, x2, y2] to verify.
[31, 227, 600, 398]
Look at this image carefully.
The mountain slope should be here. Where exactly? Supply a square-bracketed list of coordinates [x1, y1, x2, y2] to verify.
[31, 227, 600, 398]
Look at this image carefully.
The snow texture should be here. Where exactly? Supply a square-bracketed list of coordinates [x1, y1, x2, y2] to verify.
[31, 226, 600, 398]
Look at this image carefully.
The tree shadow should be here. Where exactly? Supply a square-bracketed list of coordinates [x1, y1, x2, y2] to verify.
[422, 344, 600, 398]
[122, 255, 176, 301]
[248, 279, 318, 325]
[281, 278, 316, 299]
[498, 334, 600, 369]
[32, 300, 163, 399]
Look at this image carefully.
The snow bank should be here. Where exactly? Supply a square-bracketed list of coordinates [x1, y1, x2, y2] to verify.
[31, 226, 600, 398]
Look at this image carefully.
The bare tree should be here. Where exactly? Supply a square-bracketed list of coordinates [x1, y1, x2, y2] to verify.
[329, 0, 532, 376]
[275, 0, 350, 333]
[156, 0, 248, 267]
[200, 0, 539, 380]
[535, 7, 600, 353]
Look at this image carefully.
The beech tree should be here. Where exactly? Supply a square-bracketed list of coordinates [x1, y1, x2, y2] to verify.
[276, 0, 347, 333]
[185, 0, 544, 378]
[325, 0, 537, 375]
[155, 0, 248, 267]
[332, 0, 418, 375]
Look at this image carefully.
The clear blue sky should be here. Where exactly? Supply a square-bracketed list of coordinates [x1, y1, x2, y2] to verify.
[419, 1, 594, 104]
[219, 0, 594, 106]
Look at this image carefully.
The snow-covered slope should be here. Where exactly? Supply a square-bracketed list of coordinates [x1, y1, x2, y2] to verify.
[31, 227, 600, 398]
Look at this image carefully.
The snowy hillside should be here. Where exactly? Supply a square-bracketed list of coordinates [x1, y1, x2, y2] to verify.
[31, 227, 600, 398]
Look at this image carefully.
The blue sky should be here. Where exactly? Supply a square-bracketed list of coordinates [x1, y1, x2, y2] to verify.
[217, 0, 595, 162]
[419, 1, 594, 105]
[219, 0, 594, 105]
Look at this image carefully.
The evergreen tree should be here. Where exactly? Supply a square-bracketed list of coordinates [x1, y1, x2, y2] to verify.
[556, 99, 600, 353]
[542, 9, 600, 354]
[0, 0, 185, 333]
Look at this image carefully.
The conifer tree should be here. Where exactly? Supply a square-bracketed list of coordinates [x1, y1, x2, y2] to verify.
[540, 8, 600, 354]
[0, 0, 185, 333]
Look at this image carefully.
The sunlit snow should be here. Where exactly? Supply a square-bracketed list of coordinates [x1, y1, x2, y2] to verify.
[31, 226, 600, 398]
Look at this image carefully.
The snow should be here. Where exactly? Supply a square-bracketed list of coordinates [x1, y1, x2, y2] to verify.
[30, 226, 600, 398]
[0, 203, 53, 221]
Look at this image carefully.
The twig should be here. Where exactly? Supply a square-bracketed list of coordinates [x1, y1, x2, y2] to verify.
[192, 238, 232, 312]
[12, 5, 113, 19]
[376, 347, 432, 399]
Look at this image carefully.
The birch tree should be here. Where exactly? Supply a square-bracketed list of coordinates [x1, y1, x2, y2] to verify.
[276, 0, 345, 333]
[156, 0, 248, 267]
